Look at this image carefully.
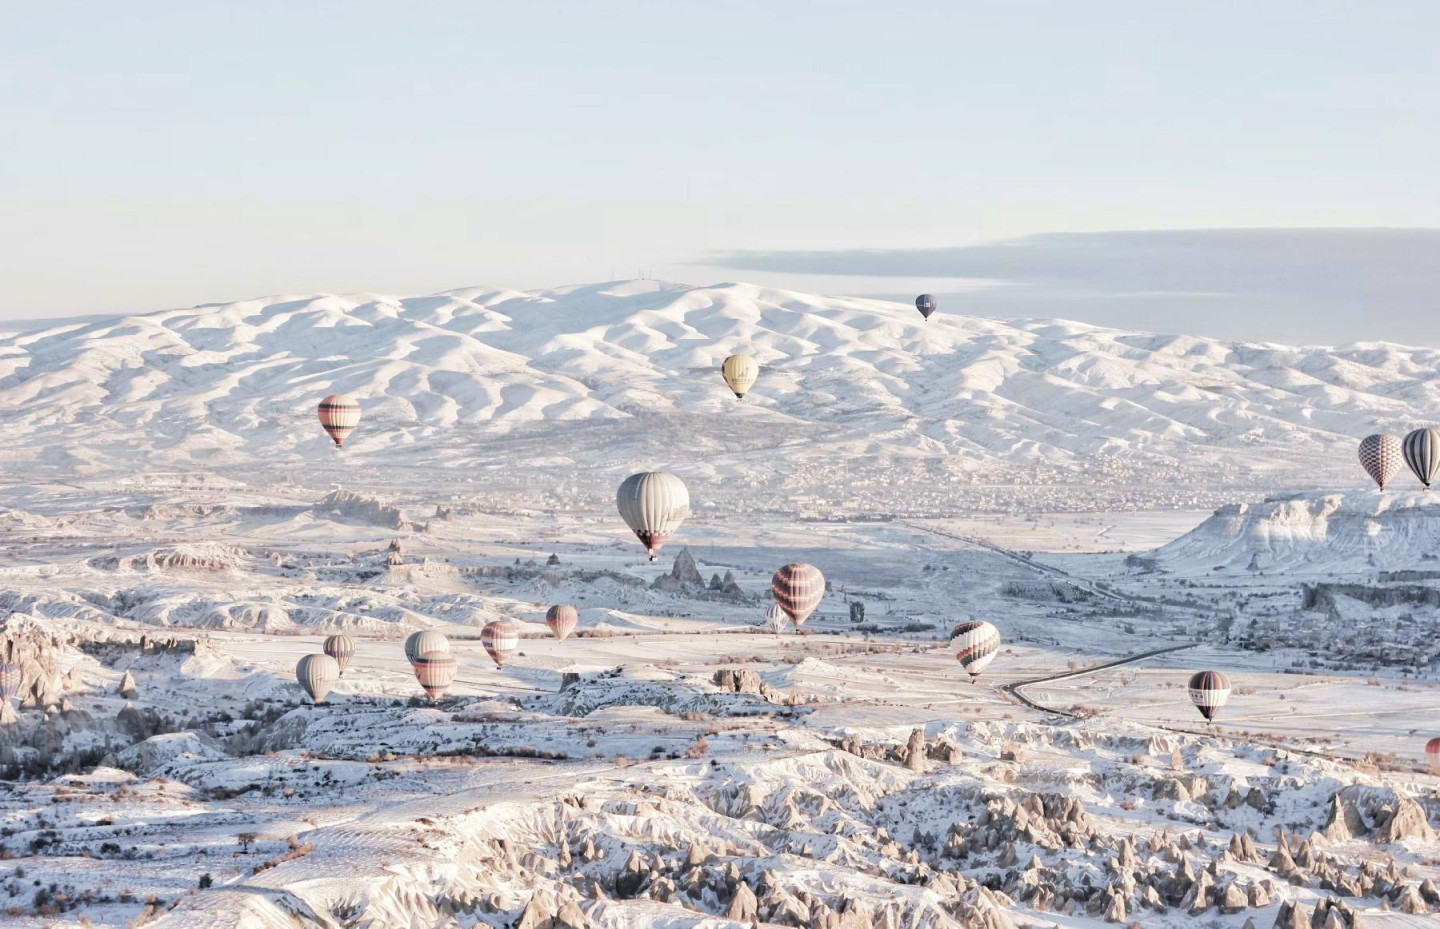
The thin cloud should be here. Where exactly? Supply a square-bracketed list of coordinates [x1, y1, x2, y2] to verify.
[707, 229, 1440, 346]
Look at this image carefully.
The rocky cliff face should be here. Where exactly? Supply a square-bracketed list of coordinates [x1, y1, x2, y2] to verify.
[312, 488, 411, 531]
[1154, 490, 1440, 575]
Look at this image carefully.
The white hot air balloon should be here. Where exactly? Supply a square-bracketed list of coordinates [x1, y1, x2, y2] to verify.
[296, 654, 340, 704]
[721, 354, 759, 399]
[764, 602, 788, 634]
[951, 621, 1001, 679]
[404, 630, 450, 666]
[616, 471, 691, 561]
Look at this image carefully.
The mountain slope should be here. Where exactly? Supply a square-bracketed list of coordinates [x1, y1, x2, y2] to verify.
[0, 280, 1434, 511]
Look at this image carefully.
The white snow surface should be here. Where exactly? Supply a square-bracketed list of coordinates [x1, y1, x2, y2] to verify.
[1, 280, 1434, 512]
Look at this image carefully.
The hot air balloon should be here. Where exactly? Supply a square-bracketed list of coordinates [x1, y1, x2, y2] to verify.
[1404, 428, 1440, 488]
[1425, 738, 1440, 773]
[481, 619, 519, 668]
[951, 620, 1001, 679]
[616, 471, 691, 561]
[413, 651, 457, 702]
[317, 394, 362, 448]
[323, 634, 355, 674]
[296, 654, 340, 704]
[1359, 434, 1403, 490]
[771, 563, 825, 627]
[721, 354, 759, 399]
[546, 604, 579, 641]
[0, 663, 21, 703]
[1187, 670, 1231, 722]
[764, 602, 788, 634]
[404, 630, 450, 666]
[915, 294, 936, 320]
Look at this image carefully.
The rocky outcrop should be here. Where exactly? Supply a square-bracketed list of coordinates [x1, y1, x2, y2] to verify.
[313, 489, 411, 531]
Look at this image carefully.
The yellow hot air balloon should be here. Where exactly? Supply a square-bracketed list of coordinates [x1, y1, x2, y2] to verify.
[721, 354, 759, 399]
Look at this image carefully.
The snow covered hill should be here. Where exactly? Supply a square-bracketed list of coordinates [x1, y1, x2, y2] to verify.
[1152, 489, 1440, 575]
[0, 279, 1435, 512]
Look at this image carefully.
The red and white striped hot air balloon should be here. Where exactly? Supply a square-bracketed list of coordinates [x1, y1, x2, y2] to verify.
[317, 394, 362, 448]
[545, 605, 579, 641]
[771, 563, 825, 627]
[413, 651, 457, 702]
[951, 620, 1001, 679]
[1425, 738, 1440, 773]
[481, 619, 519, 668]
[1187, 671, 1231, 722]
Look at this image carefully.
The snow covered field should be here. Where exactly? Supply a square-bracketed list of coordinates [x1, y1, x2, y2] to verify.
[2, 283, 1440, 928]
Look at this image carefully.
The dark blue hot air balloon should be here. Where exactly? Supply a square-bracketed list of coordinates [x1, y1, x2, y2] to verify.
[915, 294, 936, 320]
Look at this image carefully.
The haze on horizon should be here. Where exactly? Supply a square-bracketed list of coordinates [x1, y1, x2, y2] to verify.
[2, 2, 1438, 345]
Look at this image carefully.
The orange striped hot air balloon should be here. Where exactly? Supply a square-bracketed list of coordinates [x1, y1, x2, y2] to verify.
[317, 394, 362, 448]
[481, 619, 519, 668]
[951, 621, 1000, 679]
[771, 563, 825, 627]
[545, 605, 579, 641]
[413, 651, 457, 701]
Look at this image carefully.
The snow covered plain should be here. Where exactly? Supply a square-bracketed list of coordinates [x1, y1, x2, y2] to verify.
[2, 281, 1440, 928]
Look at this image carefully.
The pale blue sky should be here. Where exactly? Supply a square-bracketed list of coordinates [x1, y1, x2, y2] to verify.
[2, 2, 1438, 342]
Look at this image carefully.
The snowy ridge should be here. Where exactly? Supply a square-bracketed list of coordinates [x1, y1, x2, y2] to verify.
[1153, 489, 1440, 574]
[0, 280, 1436, 506]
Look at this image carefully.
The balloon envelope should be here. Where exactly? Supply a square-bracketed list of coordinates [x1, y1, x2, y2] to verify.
[413, 651, 458, 701]
[952, 620, 1001, 678]
[616, 472, 691, 561]
[1404, 428, 1440, 488]
[296, 654, 340, 704]
[323, 634, 356, 674]
[771, 563, 825, 626]
[405, 630, 450, 666]
[721, 354, 759, 399]
[1359, 434, 1403, 491]
[546, 604, 579, 641]
[915, 294, 937, 319]
[1187, 670, 1231, 721]
[1426, 737, 1440, 773]
[764, 602, 788, 634]
[482, 619, 519, 668]
[317, 394, 361, 448]
[0, 663, 21, 702]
